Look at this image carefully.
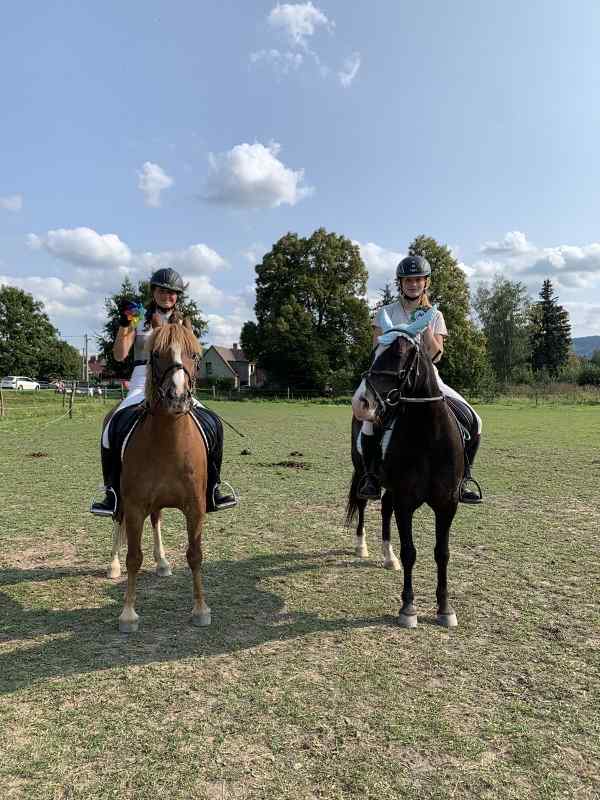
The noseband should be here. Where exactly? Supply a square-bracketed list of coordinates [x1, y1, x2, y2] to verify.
[362, 334, 444, 422]
[148, 351, 196, 411]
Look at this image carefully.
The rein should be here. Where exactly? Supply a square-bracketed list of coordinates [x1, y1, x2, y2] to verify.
[147, 351, 196, 413]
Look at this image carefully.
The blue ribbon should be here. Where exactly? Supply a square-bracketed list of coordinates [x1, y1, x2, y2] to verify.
[377, 304, 438, 346]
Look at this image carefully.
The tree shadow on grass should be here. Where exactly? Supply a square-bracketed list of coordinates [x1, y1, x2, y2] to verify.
[0, 549, 396, 694]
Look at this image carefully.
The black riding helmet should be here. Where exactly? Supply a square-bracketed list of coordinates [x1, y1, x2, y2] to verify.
[396, 255, 431, 280]
[150, 267, 186, 294]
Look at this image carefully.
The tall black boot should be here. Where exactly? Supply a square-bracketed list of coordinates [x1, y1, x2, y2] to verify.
[460, 433, 483, 505]
[204, 414, 237, 512]
[90, 446, 120, 516]
[357, 432, 381, 501]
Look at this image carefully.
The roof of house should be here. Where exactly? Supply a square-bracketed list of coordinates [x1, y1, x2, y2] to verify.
[212, 345, 248, 363]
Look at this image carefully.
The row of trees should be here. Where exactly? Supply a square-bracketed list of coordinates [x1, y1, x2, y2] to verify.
[0, 286, 82, 380]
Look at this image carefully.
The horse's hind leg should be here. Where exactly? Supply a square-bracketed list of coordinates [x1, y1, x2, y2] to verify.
[186, 507, 211, 627]
[381, 491, 400, 570]
[393, 502, 418, 628]
[119, 509, 144, 633]
[107, 517, 125, 579]
[434, 506, 458, 628]
[151, 510, 172, 577]
[354, 498, 369, 558]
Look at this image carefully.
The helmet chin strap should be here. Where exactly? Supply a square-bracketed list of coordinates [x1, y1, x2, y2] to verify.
[156, 303, 175, 315]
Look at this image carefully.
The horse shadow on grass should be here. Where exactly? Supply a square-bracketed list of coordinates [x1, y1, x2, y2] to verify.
[0, 548, 397, 694]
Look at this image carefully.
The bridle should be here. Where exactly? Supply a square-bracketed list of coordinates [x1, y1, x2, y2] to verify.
[362, 331, 444, 423]
[148, 350, 198, 412]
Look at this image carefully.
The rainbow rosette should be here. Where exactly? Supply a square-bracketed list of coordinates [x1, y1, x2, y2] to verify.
[123, 301, 143, 327]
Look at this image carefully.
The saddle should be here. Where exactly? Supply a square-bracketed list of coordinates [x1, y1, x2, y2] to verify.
[107, 403, 218, 462]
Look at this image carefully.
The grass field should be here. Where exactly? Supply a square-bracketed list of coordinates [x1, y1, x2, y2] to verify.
[0, 395, 599, 799]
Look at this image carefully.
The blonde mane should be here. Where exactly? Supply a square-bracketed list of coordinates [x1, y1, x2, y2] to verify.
[145, 324, 202, 403]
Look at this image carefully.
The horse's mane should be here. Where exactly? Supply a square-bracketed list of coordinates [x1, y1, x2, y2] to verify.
[145, 323, 202, 404]
[147, 323, 201, 356]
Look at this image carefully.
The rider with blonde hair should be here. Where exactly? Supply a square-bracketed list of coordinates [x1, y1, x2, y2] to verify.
[91, 267, 237, 516]
[355, 255, 483, 504]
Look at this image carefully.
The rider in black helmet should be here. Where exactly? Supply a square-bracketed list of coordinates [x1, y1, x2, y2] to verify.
[90, 267, 237, 516]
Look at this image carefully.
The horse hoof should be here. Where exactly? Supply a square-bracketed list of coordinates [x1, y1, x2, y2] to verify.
[119, 619, 139, 633]
[156, 565, 172, 577]
[436, 612, 458, 628]
[355, 546, 369, 558]
[398, 613, 418, 629]
[106, 567, 121, 580]
[384, 559, 400, 571]
[192, 611, 211, 627]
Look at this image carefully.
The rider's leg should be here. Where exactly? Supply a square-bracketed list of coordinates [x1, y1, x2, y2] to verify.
[357, 420, 382, 501]
[192, 404, 237, 511]
[90, 444, 120, 516]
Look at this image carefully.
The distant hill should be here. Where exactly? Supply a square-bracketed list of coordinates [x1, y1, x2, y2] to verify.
[572, 336, 600, 358]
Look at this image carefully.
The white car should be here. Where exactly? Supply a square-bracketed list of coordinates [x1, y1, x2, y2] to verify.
[0, 375, 41, 391]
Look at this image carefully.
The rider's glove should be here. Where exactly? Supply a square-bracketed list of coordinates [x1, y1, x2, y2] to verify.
[119, 301, 143, 329]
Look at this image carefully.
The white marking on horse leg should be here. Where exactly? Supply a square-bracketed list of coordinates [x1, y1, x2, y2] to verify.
[152, 514, 172, 576]
[106, 519, 123, 579]
[355, 527, 369, 558]
[382, 540, 400, 571]
[436, 611, 458, 628]
[191, 600, 211, 627]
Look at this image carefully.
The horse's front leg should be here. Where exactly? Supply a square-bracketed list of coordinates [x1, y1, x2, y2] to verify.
[119, 509, 145, 633]
[151, 510, 172, 576]
[434, 506, 458, 627]
[393, 502, 418, 627]
[381, 491, 400, 570]
[354, 497, 369, 558]
[186, 505, 211, 627]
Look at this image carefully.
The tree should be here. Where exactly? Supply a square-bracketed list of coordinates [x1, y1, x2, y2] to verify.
[407, 236, 487, 393]
[529, 279, 571, 377]
[241, 228, 372, 390]
[0, 284, 81, 379]
[372, 282, 396, 310]
[96, 278, 208, 379]
[473, 277, 531, 385]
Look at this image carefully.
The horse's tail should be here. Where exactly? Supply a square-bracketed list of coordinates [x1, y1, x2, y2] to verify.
[345, 469, 361, 527]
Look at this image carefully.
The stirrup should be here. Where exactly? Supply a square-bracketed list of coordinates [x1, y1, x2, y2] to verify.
[211, 481, 238, 511]
[460, 476, 483, 505]
[90, 486, 118, 517]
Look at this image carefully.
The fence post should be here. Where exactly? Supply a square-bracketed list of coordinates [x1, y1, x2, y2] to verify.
[0, 388, 4, 417]
[69, 382, 76, 419]
[287, 386, 290, 400]
[120, 382, 125, 399]
[212, 384, 216, 400]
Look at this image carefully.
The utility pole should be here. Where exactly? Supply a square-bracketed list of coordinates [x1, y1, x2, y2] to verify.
[83, 333, 89, 383]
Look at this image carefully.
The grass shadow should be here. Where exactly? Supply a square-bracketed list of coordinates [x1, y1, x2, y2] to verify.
[0, 549, 386, 694]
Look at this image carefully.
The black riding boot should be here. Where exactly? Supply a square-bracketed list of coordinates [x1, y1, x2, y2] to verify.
[357, 432, 382, 501]
[460, 433, 483, 505]
[90, 446, 120, 517]
[206, 432, 237, 512]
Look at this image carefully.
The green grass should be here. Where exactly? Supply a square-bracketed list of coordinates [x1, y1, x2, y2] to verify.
[0, 397, 599, 799]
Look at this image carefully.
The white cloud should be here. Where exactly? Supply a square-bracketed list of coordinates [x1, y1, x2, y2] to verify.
[250, 49, 304, 75]
[0, 194, 23, 212]
[185, 275, 225, 309]
[137, 162, 174, 208]
[133, 243, 228, 276]
[338, 52, 361, 88]
[242, 244, 266, 265]
[206, 141, 313, 209]
[481, 230, 534, 256]
[354, 241, 403, 279]
[28, 227, 132, 269]
[268, 2, 333, 48]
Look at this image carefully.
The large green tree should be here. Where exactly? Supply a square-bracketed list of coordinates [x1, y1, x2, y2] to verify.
[408, 236, 487, 392]
[473, 277, 531, 384]
[240, 228, 372, 390]
[0, 284, 81, 380]
[529, 279, 571, 376]
[96, 278, 208, 379]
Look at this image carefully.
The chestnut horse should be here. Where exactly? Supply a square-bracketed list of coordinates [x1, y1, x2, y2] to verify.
[108, 321, 210, 632]
[347, 327, 464, 628]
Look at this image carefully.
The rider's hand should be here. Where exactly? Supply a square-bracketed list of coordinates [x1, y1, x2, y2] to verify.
[119, 301, 142, 329]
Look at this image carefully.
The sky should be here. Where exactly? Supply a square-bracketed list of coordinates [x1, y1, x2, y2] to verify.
[2, 0, 600, 358]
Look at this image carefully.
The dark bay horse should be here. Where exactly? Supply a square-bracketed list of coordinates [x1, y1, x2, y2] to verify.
[347, 328, 464, 628]
[109, 321, 210, 632]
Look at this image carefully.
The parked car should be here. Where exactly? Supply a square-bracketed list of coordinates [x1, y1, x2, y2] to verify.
[0, 375, 41, 391]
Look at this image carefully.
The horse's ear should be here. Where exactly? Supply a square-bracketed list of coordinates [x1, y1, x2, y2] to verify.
[151, 313, 165, 329]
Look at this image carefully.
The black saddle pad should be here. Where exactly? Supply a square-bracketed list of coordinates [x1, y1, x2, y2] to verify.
[107, 404, 146, 459]
[444, 395, 475, 441]
[191, 405, 218, 454]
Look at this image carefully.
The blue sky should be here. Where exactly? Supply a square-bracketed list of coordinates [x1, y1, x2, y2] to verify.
[2, 0, 600, 355]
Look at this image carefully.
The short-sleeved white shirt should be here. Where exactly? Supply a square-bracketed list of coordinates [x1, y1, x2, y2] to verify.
[373, 301, 448, 344]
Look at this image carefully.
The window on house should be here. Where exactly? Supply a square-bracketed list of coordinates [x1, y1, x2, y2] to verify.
[206, 362, 213, 375]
